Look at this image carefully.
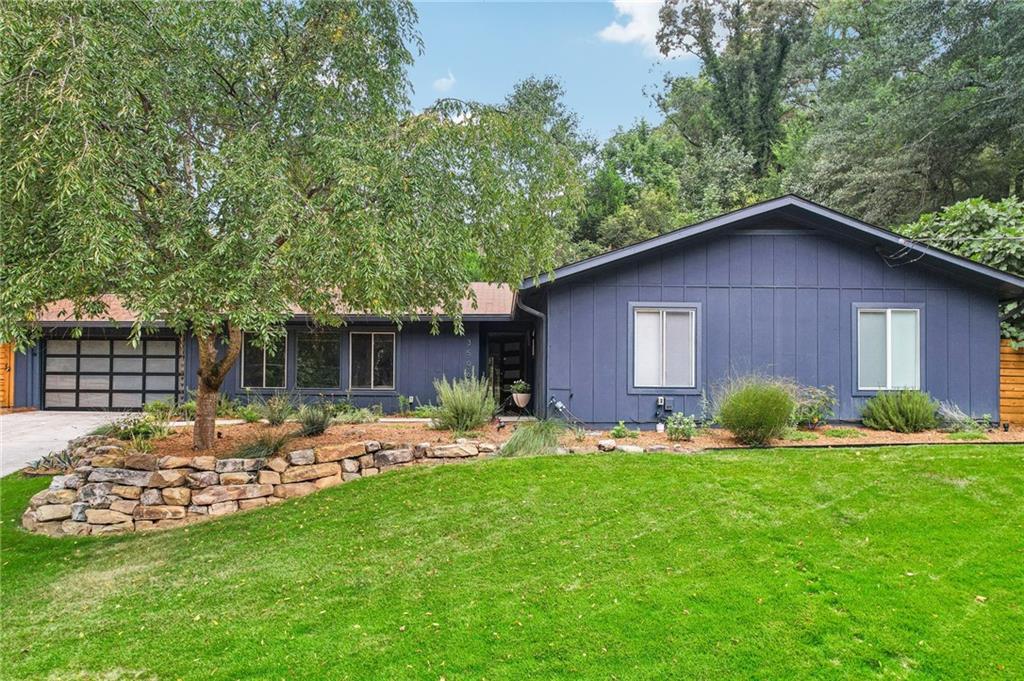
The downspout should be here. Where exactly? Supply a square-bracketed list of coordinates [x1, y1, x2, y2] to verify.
[515, 293, 547, 418]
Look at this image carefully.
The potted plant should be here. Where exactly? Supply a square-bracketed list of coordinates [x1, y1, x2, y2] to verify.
[510, 379, 531, 408]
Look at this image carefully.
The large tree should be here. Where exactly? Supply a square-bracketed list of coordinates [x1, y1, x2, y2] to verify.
[1, 0, 580, 449]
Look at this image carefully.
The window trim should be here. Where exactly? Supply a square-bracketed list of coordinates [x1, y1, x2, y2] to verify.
[240, 332, 288, 389]
[627, 302, 701, 395]
[854, 304, 924, 393]
[294, 331, 342, 389]
[348, 331, 396, 391]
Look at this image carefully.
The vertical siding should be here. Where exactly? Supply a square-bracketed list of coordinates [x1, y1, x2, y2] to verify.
[541, 230, 1003, 424]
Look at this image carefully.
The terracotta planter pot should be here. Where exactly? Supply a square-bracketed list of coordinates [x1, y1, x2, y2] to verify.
[512, 393, 531, 409]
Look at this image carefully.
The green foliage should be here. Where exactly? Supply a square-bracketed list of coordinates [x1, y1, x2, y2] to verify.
[216, 395, 241, 418]
[26, 449, 81, 473]
[509, 379, 530, 393]
[128, 434, 154, 454]
[791, 385, 837, 429]
[432, 375, 496, 433]
[236, 404, 263, 424]
[260, 394, 294, 427]
[823, 427, 864, 439]
[92, 413, 169, 441]
[714, 376, 795, 446]
[297, 404, 333, 437]
[609, 421, 639, 439]
[861, 391, 939, 433]
[937, 402, 987, 434]
[231, 432, 294, 459]
[334, 407, 381, 425]
[782, 429, 819, 442]
[177, 401, 197, 420]
[665, 413, 697, 442]
[499, 419, 566, 458]
[142, 400, 178, 423]
[899, 197, 1024, 344]
[411, 403, 439, 419]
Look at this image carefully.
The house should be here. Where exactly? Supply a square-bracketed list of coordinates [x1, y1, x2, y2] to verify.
[11, 196, 1024, 424]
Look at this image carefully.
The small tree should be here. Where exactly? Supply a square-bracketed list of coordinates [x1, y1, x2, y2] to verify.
[1, 1, 581, 448]
[899, 197, 1024, 346]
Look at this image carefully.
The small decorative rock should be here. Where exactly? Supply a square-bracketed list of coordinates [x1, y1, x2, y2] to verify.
[215, 458, 263, 473]
[109, 499, 139, 515]
[287, 449, 315, 466]
[110, 484, 142, 499]
[209, 500, 239, 515]
[280, 462, 341, 484]
[645, 445, 669, 452]
[219, 472, 255, 485]
[186, 471, 220, 489]
[161, 487, 191, 506]
[597, 439, 617, 452]
[191, 456, 218, 471]
[615, 445, 644, 454]
[124, 452, 159, 471]
[85, 508, 133, 525]
[266, 457, 289, 473]
[364, 440, 381, 453]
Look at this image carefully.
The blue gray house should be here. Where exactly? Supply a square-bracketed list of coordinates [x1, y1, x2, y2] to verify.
[12, 196, 1024, 424]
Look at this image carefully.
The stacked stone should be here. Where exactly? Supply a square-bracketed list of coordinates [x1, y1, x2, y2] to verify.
[23, 437, 497, 537]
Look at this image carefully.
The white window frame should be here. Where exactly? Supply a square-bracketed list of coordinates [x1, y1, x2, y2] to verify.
[240, 333, 287, 389]
[857, 308, 920, 391]
[349, 331, 396, 391]
[633, 307, 696, 389]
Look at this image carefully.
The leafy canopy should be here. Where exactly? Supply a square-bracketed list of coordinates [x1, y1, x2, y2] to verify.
[1, 0, 582, 348]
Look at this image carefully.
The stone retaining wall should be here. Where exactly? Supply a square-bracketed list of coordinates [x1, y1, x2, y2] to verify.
[22, 436, 497, 537]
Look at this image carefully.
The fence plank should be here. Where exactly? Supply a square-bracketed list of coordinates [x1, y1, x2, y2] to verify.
[1001, 341, 1024, 424]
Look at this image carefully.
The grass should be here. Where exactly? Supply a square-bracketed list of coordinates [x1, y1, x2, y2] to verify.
[782, 428, 819, 442]
[824, 426, 865, 438]
[2, 445, 1023, 679]
[948, 431, 988, 441]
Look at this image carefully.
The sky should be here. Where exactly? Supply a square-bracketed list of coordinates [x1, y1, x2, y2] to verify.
[407, 1, 700, 140]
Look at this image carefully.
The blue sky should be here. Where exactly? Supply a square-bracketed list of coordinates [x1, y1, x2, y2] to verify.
[407, 1, 700, 140]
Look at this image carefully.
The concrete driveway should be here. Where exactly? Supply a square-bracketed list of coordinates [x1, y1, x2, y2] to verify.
[1, 411, 120, 476]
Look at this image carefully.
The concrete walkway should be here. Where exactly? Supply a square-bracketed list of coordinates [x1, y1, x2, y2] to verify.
[0, 411, 120, 476]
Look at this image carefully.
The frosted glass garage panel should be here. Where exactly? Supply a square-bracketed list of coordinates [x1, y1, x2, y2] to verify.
[113, 358, 144, 372]
[46, 374, 76, 390]
[46, 357, 76, 372]
[113, 375, 143, 390]
[112, 393, 144, 408]
[858, 311, 886, 389]
[891, 310, 920, 389]
[79, 357, 110, 372]
[146, 358, 176, 374]
[634, 311, 662, 387]
[78, 392, 109, 407]
[79, 340, 109, 355]
[146, 340, 177, 355]
[113, 340, 142, 355]
[79, 375, 109, 390]
[45, 392, 76, 407]
[664, 311, 694, 387]
[47, 340, 77, 355]
[145, 393, 175, 404]
[147, 375, 176, 391]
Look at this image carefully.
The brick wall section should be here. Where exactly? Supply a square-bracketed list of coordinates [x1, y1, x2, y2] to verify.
[1000, 340, 1024, 425]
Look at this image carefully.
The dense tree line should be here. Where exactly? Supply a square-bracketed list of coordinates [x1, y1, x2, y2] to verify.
[548, 0, 1024, 269]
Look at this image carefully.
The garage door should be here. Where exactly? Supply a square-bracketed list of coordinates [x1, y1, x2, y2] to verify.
[43, 338, 181, 410]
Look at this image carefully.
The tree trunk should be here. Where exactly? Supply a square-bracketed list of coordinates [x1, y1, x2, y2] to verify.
[193, 323, 243, 451]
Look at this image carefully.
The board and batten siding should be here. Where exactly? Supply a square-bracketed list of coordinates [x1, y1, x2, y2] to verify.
[541, 230, 1001, 424]
[1000, 340, 1024, 424]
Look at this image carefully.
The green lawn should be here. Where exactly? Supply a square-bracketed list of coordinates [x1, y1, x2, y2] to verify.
[2, 446, 1023, 679]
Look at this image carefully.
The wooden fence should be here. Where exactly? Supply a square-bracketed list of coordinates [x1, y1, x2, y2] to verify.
[1000, 339, 1024, 425]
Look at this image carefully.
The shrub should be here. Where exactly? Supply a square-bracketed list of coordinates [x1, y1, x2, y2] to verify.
[861, 390, 938, 433]
[93, 413, 169, 441]
[432, 374, 496, 432]
[334, 406, 380, 424]
[143, 399, 178, 423]
[937, 401, 986, 433]
[177, 400, 197, 420]
[237, 404, 262, 423]
[714, 376, 795, 446]
[411, 403, 439, 419]
[665, 413, 697, 441]
[261, 393, 294, 426]
[297, 404, 333, 436]
[217, 394, 241, 418]
[791, 385, 836, 429]
[26, 449, 81, 472]
[231, 432, 293, 459]
[129, 433, 154, 453]
[500, 418, 565, 457]
[610, 421, 639, 439]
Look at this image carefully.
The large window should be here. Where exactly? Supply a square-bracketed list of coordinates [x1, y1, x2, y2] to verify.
[633, 307, 696, 388]
[241, 333, 286, 389]
[857, 308, 920, 391]
[350, 332, 395, 390]
[296, 332, 341, 388]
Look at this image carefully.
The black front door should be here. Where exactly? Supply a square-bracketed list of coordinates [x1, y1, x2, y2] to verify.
[486, 333, 528, 408]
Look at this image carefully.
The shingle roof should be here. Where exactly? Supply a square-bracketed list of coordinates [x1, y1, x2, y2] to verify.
[35, 283, 516, 324]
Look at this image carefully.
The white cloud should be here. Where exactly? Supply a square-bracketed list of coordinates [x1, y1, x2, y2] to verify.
[597, 0, 664, 58]
[432, 69, 456, 94]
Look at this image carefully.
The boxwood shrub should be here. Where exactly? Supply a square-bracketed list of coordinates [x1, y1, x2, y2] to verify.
[714, 376, 795, 446]
[861, 390, 938, 433]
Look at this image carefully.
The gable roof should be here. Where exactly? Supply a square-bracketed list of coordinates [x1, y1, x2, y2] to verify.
[522, 194, 1024, 300]
[36, 283, 515, 326]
